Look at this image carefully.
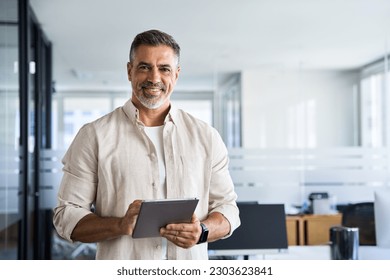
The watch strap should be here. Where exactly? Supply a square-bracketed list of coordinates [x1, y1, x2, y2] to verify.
[197, 222, 209, 244]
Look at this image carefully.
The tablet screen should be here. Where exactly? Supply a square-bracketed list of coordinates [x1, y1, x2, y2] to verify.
[132, 198, 199, 238]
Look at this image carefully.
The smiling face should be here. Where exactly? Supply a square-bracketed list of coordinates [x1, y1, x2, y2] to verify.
[127, 44, 180, 111]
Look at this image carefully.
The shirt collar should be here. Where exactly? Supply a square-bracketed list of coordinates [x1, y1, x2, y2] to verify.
[122, 99, 178, 125]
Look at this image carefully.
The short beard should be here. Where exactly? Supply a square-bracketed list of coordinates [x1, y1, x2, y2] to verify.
[134, 92, 167, 109]
[133, 81, 169, 109]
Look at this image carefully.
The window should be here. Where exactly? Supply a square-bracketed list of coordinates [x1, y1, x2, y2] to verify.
[173, 99, 212, 125]
[287, 100, 317, 148]
[53, 96, 111, 148]
[360, 59, 390, 147]
[53, 91, 215, 150]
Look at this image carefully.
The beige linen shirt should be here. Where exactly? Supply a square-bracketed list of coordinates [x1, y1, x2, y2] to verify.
[53, 99, 240, 259]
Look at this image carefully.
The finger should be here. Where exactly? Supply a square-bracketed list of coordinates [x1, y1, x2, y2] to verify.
[160, 227, 198, 249]
[127, 200, 142, 214]
[165, 233, 188, 245]
[162, 228, 198, 243]
[170, 235, 195, 249]
[161, 229, 179, 239]
[126, 205, 140, 218]
[130, 200, 143, 209]
[165, 223, 194, 233]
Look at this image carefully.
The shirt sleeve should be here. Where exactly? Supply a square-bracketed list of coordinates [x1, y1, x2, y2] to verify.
[208, 128, 241, 238]
[53, 124, 98, 242]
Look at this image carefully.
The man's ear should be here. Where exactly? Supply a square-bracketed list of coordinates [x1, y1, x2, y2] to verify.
[175, 65, 181, 82]
[127, 62, 132, 82]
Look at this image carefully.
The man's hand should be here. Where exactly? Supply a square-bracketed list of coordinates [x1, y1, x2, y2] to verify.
[71, 199, 143, 243]
[121, 199, 143, 236]
[160, 214, 202, 249]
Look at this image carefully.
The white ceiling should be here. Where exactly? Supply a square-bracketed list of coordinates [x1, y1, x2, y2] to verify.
[29, 0, 390, 91]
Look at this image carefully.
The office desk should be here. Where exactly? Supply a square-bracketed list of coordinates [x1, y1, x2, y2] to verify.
[285, 216, 300, 245]
[286, 214, 342, 245]
[303, 214, 342, 245]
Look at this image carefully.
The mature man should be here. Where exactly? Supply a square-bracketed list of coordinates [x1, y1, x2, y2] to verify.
[53, 29, 240, 259]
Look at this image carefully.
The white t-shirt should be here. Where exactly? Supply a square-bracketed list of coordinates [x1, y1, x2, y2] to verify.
[144, 125, 166, 195]
[144, 125, 167, 259]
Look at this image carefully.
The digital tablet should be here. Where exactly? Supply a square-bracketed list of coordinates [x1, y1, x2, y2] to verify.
[132, 198, 199, 238]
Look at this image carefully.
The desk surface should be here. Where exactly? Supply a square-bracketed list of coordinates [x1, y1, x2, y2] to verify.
[251, 245, 390, 260]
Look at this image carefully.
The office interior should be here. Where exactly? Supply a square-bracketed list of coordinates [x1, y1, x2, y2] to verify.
[1, 0, 390, 260]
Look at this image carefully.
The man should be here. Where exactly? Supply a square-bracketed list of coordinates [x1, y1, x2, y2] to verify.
[53, 29, 240, 260]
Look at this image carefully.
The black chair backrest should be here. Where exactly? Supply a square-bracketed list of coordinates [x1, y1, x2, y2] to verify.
[341, 202, 376, 245]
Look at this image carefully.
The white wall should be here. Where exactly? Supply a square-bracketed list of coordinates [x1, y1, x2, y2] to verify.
[242, 69, 360, 148]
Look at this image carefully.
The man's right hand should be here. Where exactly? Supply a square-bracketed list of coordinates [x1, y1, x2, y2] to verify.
[70, 199, 143, 243]
[120, 199, 143, 236]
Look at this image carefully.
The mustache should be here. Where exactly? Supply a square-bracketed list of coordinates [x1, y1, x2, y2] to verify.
[140, 81, 166, 91]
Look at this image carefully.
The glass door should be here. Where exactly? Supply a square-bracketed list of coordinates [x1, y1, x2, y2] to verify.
[23, 4, 53, 260]
[1, 0, 53, 259]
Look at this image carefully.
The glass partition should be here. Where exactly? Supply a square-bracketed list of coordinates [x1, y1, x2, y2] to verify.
[0, 0, 20, 260]
[1, 0, 54, 259]
[239, 42, 390, 209]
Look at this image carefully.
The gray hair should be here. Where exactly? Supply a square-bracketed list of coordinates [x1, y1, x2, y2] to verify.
[129, 29, 181, 66]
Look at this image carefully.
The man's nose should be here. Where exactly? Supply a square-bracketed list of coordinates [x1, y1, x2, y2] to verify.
[147, 67, 161, 83]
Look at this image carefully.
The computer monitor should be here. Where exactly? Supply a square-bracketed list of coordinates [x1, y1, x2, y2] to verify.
[208, 203, 288, 257]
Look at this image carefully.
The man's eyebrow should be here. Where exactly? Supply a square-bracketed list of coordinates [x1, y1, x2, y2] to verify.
[136, 62, 172, 68]
[158, 64, 172, 68]
[137, 61, 151, 66]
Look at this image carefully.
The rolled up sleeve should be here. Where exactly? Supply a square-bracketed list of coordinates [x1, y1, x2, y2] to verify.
[208, 129, 240, 238]
[53, 124, 98, 242]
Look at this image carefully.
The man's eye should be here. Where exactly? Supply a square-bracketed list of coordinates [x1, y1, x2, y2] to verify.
[138, 65, 149, 71]
[160, 67, 171, 73]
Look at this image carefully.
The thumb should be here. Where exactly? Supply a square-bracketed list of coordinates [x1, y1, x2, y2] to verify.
[191, 214, 200, 224]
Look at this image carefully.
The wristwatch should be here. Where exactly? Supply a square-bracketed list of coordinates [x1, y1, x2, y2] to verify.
[197, 223, 209, 244]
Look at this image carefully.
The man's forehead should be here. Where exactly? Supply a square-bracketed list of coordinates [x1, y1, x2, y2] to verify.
[134, 45, 175, 57]
[133, 45, 178, 64]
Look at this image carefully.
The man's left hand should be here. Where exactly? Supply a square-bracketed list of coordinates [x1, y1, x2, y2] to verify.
[160, 214, 202, 249]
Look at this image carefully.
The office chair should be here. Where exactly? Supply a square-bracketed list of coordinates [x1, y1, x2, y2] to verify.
[341, 202, 376, 245]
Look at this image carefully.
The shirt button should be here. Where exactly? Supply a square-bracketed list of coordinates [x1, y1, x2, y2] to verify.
[152, 182, 155, 187]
